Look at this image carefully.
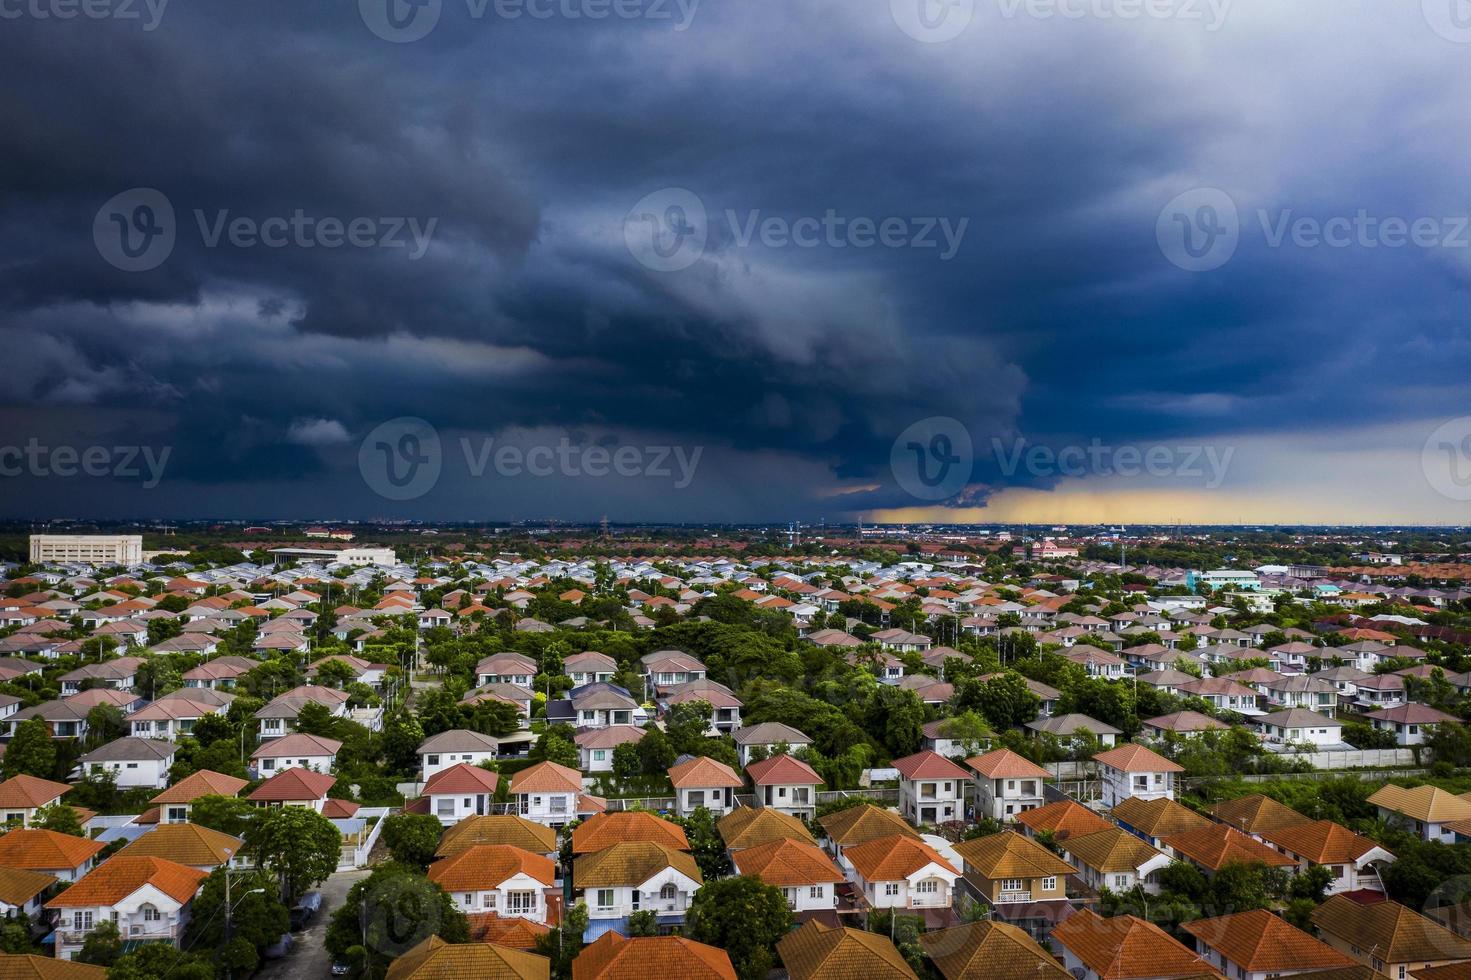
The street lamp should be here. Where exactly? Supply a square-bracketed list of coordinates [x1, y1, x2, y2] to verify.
[223, 872, 266, 980]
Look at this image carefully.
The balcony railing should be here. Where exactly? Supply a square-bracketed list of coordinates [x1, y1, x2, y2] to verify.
[996, 890, 1033, 903]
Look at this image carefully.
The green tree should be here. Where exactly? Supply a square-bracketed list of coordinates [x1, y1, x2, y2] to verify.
[960, 672, 1040, 731]
[33, 803, 84, 837]
[77, 920, 123, 966]
[325, 864, 469, 978]
[111, 945, 213, 980]
[534, 900, 588, 980]
[0, 921, 32, 954]
[685, 875, 793, 980]
[249, 806, 342, 903]
[381, 812, 444, 869]
[4, 717, 55, 779]
[190, 794, 256, 839]
[625, 909, 659, 936]
[183, 868, 290, 978]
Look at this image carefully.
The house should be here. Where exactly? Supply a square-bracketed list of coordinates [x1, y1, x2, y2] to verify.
[1028, 713, 1122, 748]
[572, 841, 703, 940]
[1183, 909, 1357, 980]
[1353, 674, 1407, 713]
[1141, 711, 1230, 740]
[572, 932, 734, 980]
[1312, 894, 1471, 980]
[1365, 705, 1459, 747]
[659, 680, 742, 734]
[1060, 826, 1171, 895]
[731, 723, 812, 765]
[564, 651, 617, 688]
[730, 838, 844, 916]
[149, 770, 248, 825]
[817, 804, 919, 875]
[251, 732, 342, 776]
[1207, 793, 1309, 840]
[435, 815, 557, 861]
[667, 756, 743, 818]
[845, 833, 960, 915]
[1252, 708, 1344, 748]
[575, 726, 644, 773]
[7, 701, 91, 740]
[1368, 785, 1471, 843]
[1178, 677, 1264, 715]
[426, 844, 555, 922]
[116, 823, 244, 872]
[0, 776, 72, 828]
[951, 831, 1077, 940]
[0, 828, 104, 882]
[639, 651, 707, 691]
[870, 628, 932, 653]
[919, 920, 1073, 980]
[967, 749, 1051, 821]
[717, 806, 817, 853]
[420, 764, 501, 825]
[476, 653, 538, 688]
[1162, 823, 1296, 878]
[1258, 820, 1395, 895]
[255, 686, 350, 738]
[1015, 799, 1113, 843]
[181, 656, 257, 690]
[745, 754, 822, 821]
[246, 767, 337, 811]
[418, 730, 503, 779]
[1052, 909, 1212, 980]
[1094, 744, 1183, 808]
[46, 856, 206, 961]
[1110, 797, 1212, 855]
[893, 750, 970, 825]
[509, 761, 584, 828]
[127, 693, 227, 740]
[462, 683, 535, 723]
[0, 866, 60, 925]
[58, 657, 143, 694]
[777, 920, 917, 980]
[78, 738, 176, 790]
[386, 935, 550, 980]
[1263, 675, 1339, 716]
[568, 685, 640, 730]
[572, 812, 689, 856]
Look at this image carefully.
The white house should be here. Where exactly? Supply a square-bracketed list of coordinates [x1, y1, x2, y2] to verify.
[966, 749, 1050, 821]
[509, 760, 584, 828]
[893, 750, 969, 826]
[251, 732, 342, 776]
[78, 737, 176, 790]
[0, 775, 73, 827]
[731, 722, 812, 765]
[1094, 744, 1183, 808]
[564, 651, 616, 688]
[845, 834, 960, 913]
[573, 841, 703, 940]
[1251, 708, 1343, 748]
[427, 843, 554, 922]
[1258, 819, 1395, 895]
[47, 855, 206, 961]
[1365, 704, 1458, 747]
[745, 754, 822, 822]
[1183, 909, 1359, 980]
[1060, 827, 1171, 895]
[574, 725, 644, 774]
[667, 756, 743, 818]
[476, 653, 537, 689]
[417, 729, 502, 780]
[731, 838, 843, 915]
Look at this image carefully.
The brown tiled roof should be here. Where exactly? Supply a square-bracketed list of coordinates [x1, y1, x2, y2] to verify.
[428, 845, 554, 891]
[952, 831, 1075, 879]
[0, 776, 70, 810]
[1259, 820, 1385, 865]
[667, 756, 742, 790]
[1417, 965, 1471, 980]
[1311, 895, 1471, 964]
[246, 767, 336, 802]
[1052, 910, 1214, 980]
[437, 815, 557, 858]
[965, 748, 1050, 780]
[385, 935, 549, 980]
[818, 804, 920, 848]
[1182, 910, 1356, 973]
[1110, 797, 1212, 838]
[572, 842, 702, 890]
[0, 867, 57, 906]
[1163, 824, 1297, 872]
[1062, 827, 1166, 874]
[0, 954, 107, 980]
[467, 913, 551, 950]
[844, 834, 958, 882]
[423, 763, 501, 796]
[572, 932, 734, 980]
[572, 811, 689, 854]
[1367, 785, 1471, 824]
[47, 856, 205, 908]
[918, 920, 1073, 980]
[731, 838, 843, 887]
[1093, 744, 1184, 774]
[1286, 968, 1388, 980]
[510, 761, 583, 795]
[151, 770, 248, 804]
[0, 829, 105, 872]
[744, 754, 822, 786]
[777, 920, 918, 979]
[1015, 799, 1111, 841]
[892, 750, 970, 781]
[1207, 794, 1310, 836]
[116, 823, 242, 867]
[717, 807, 815, 850]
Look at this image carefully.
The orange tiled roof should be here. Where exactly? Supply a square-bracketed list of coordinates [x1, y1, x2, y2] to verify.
[777, 920, 917, 980]
[116, 823, 241, 867]
[1052, 909, 1214, 980]
[1207, 794, 1310, 836]
[572, 811, 689, 854]
[1111, 797, 1213, 838]
[667, 756, 742, 790]
[817, 804, 920, 848]
[428, 844, 555, 891]
[467, 913, 551, 950]
[1016, 799, 1112, 841]
[952, 831, 1075, 879]
[510, 761, 583, 795]
[423, 763, 501, 796]
[437, 815, 557, 857]
[1259, 820, 1385, 865]
[744, 754, 822, 786]
[919, 920, 1072, 980]
[1093, 744, 1184, 774]
[966, 748, 1050, 780]
[1183, 909, 1356, 973]
[892, 750, 970, 781]
[0, 829, 105, 872]
[731, 838, 843, 887]
[1163, 824, 1297, 872]
[844, 833, 959, 882]
[572, 932, 734, 980]
[717, 807, 816, 850]
[47, 856, 205, 908]
[385, 935, 549, 980]
[247, 767, 336, 802]
[0, 954, 108, 980]
[0, 776, 70, 810]
[151, 770, 248, 805]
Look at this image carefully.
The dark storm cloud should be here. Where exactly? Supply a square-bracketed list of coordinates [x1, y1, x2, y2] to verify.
[3, 0, 1471, 519]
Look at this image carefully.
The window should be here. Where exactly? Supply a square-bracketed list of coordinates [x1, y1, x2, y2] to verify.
[72, 911, 93, 931]
[884, 883, 900, 896]
[426, 754, 440, 766]
[593, 750, 606, 761]
[916, 880, 938, 894]
[508, 892, 535, 915]
[483, 893, 496, 908]
[596, 889, 615, 910]
[660, 883, 677, 900]
[1113, 874, 1131, 888]
[1040, 877, 1057, 891]
[688, 791, 705, 807]
[1000, 879, 1025, 892]
[809, 886, 824, 899]
[141, 906, 161, 922]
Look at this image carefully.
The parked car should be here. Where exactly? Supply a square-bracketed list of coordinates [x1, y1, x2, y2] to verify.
[330, 963, 351, 976]
[290, 891, 323, 930]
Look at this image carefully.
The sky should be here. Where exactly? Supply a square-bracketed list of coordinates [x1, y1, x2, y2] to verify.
[3, 0, 1471, 524]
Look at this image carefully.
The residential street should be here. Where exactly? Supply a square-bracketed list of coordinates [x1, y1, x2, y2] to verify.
[255, 869, 368, 980]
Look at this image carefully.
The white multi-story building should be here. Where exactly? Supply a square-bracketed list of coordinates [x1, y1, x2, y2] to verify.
[1094, 744, 1183, 808]
[29, 534, 143, 566]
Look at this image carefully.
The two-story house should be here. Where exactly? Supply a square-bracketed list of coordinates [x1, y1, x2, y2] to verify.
[845, 833, 960, 914]
[564, 651, 617, 688]
[419, 763, 501, 825]
[639, 651, 707, 693]
[746, 755, 822, 822]
[893, 750, 969, 826]
[255, 686, 350, 739]
[1368, 784, 1471, 843]
[731, 723, 812, 766]
[659, 680, 742, 735]
[148, 770, 248, 826]
[476, 653, 538, 689]
[46, 856, 206, 961]
[668, 756, 742, 818]
[114, 823, 245, 873]
[573, 841, 703, 940]
[1059, 826, 1170, 895]
[1258, 819, 1395, 895]
[427, 844, 555, 922]
[1312, 895, 1471, 980]
[575, 726, 645, 774]
[1183, 909, 1356, 980]
[251, 733, 342, 777]
[246, 767, 337, 812]
[1111, 796, 1213, 856]
[0, 775, 73, 828]
[127, 691, 229, 740]
[0, 828, 104, 882]
[509, 761, 584, 828]
[568, 685, 640, 730]
[731, 838, 844, 915]
[1053, 910, 1212, 980]
[817, 804, 920, 876]
[952, 831, 1077, 940]
[967, 749, 1050, 821]
[1094, 744, 1183, 808]
[418, 729, 502, 780]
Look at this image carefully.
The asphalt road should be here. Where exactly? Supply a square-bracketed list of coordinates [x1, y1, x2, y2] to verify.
[255, 869, 369, 980]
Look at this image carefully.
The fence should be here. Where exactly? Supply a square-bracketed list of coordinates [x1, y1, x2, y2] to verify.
[341, 806, 391, 870]
[1281, 748, 1417, 769]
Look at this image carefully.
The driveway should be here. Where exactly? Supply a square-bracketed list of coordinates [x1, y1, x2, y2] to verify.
[255, 869, 369, 980]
